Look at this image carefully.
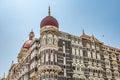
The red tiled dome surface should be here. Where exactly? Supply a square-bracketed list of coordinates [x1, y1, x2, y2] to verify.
[22, 40, 32, 50]
[40, 16, 59, 28]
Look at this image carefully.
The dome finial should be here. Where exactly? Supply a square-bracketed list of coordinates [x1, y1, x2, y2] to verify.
[82, 29, 85, 34]
[11, 60, 14, 65]
[48, 6, 51, 16]
[29, 29, 35, 40]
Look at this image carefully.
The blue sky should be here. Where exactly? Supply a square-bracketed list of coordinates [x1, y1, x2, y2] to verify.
[0, 0, 120, 77]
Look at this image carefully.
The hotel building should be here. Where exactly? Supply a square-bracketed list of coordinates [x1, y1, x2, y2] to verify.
[2, 7, 120, 80]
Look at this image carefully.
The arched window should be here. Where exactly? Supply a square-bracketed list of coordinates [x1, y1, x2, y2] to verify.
[89, 76, 94, 80]
[73, 74, 79, 78]
[104, 52, 109, 59]
[45, 72, 49, 78]
[80, 65, 85, 74]
[105, 59, 110, 68]
[54, 35, 58, 45]
[112, 61, 118, 69]
[99, 68, 103, 77]
[47, 34, 53, 44]
[50, 71, 54, 78]
[114, 71, 119, 79]
[111, 53, 116, 60]
[41, 72, 45, 79]
[87, 65, 93, 75]
[42, 35, 46, 45]
[79, 75, 86, 79]
[106, 69, 112, 78]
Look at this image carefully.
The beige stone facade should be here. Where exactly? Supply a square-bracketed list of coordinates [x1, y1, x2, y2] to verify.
[1, 7, 120, 80]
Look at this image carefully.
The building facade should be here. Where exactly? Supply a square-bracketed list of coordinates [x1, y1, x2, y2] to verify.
[3, 7, 120, 80]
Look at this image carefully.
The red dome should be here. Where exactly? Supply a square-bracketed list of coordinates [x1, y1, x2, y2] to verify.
[22, 40, 32, 50]
[40, 16, 59, 28]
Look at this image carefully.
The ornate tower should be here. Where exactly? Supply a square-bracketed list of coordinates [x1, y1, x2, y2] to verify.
[18, 30, 35, 62]
[38, 6, 61, 80]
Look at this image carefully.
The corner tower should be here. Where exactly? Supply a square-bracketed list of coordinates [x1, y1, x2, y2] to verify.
[18, 30, 35, 62]
[38, 6, 61, 80]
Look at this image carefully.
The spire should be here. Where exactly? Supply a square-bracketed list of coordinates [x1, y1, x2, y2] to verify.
[82, 29, 85, 35]
[48, 6, 51, 16]
[11, 60, 14, 65]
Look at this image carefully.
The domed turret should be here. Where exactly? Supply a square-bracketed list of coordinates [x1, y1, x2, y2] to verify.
[29, 29, 35, 40]
[22, 30, 35, 50]
[18, 30, 35, 61]
[22, 40, 32, 50]
[40, 6, 59, 29]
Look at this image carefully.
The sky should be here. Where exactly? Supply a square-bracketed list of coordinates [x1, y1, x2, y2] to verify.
[0, 0, 120, 78]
